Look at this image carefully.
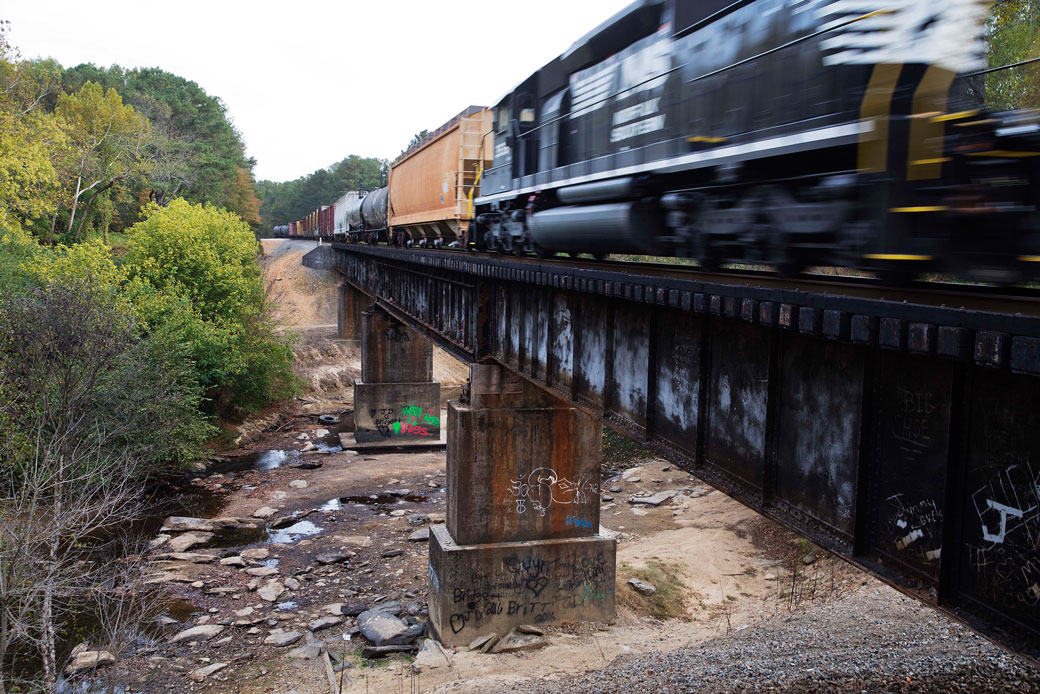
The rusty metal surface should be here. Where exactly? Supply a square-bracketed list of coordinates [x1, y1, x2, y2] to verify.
[330, 242, 1040, 658]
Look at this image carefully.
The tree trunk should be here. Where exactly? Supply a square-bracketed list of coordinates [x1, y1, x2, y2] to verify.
[41, 579, 56, 692]
[48, 212, 57, 246]
[66, 175, 82, 237]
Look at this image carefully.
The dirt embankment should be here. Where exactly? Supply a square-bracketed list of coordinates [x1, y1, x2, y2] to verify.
[258, 239, 469, 417]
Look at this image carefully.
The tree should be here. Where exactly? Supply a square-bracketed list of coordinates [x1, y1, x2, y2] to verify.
[0, 280, 209, 692]
[0, 22, 68, 235]
[982, 0, 1040, 109]
[55, 82, 150, 242]
[408, 129, 430, 149]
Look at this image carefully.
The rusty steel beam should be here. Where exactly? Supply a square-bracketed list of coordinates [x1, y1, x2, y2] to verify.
[325, 243, 1040, 659]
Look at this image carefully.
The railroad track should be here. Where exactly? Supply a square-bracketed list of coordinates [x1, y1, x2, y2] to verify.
[324, 240, 1040, 317]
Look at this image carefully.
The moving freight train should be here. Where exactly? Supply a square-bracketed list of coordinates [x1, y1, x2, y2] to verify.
[276, 0, 1040, 282]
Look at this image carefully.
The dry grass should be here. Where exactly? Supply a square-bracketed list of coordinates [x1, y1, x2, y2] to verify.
[616, 559, 691, 621]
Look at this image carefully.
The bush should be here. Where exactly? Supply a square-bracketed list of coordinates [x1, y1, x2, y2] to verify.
[122, 199, 298, 413]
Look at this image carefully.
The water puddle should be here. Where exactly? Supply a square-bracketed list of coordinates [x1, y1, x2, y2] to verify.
[329, 493, 428, 509]
[211, 449, 290, 474]
[267, 520, 321, 544]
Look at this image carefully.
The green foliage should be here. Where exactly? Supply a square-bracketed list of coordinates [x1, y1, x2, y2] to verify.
[122, 200, 298, 412]
[257, 154, 387, 229]
[982, 0, 1040, 109]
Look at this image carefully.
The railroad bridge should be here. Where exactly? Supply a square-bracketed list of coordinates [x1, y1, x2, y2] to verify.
[305, 243, 1040, 656]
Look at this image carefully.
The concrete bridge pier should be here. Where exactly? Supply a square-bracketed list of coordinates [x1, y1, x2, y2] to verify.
[336, 282, 365, 340]
[428, 363, 616, 646]
[351, 306, 441, 443]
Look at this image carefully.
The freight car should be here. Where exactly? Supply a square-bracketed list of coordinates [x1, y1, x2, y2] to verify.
[472, 0, 1040, 281]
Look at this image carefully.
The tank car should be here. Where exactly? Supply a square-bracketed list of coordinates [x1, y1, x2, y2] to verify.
[473, 0, 1040, 281]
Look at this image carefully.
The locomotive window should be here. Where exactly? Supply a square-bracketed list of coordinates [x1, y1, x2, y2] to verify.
[520, 108, 536, 123]
[497, 105, 510, 133]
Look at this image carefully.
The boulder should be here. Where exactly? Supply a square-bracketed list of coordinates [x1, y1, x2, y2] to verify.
[258, 580, 285, 602]
[315, 551, 349, 565]
[245, 566, 279, 577]
[64, 649, 115, 675]
[629, 489, 679, 506]
[241, 548, 270, 561]
[627, 577, 657, 596]
[308, 616, 342, 632]
[413, 639, 452, 671]
[490, 628, 547, 653]
[164, 552, 216, 564]
[357, 609, 412, 646]
[252, 506, 278, 519]
[220, 555, 246, 567]
[264, 631, 302, 647]
[170, 624, 224, 643]
[162, 516, 214, 533]
[467, 633, 497, 651]
[289, 480, 308, 489]
[407, 528, 430, 542]
[189, 662, 228, 681]
[167, 532, 214, 553]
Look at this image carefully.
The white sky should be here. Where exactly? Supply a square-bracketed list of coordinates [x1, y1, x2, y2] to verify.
[5, 0, 632, 182]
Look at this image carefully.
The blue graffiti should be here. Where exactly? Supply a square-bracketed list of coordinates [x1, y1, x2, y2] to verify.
[566, 514, 593, 529]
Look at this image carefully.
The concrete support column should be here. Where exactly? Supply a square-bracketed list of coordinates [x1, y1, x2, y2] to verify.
[336, 282, 365, 340]
[352, 307, 440, 443]
[428, 363, 616, 646]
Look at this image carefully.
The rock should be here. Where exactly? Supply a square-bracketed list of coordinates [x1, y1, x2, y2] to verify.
[381, 549, 404, 558]
[284, 577, 300, 591]
[602, 494, 614, 501]
[627, 577, 657, 596]
[629, 490, 679, 506]
[467, 633, 497, 651]
[288, 642, 322, 659]
[314, 428, 330, 437]
[309, 616, 342, 632]
[621, 467, 643, 480]
[220, 555, 247, 567]
[164, 552, 217, 563]
[167, 532, 214, 553]
[490, 629, 548, 653]
[301, 442, 318, 452]
[368, 600, 403, 616]
[609, 486, 623, 493]
[245, 566, 279, 577]
[264, 631, 302, 647]
[296, 432, 310, 440]
[362, 644, 418, 658]
[357, 609, 412, 646]
[413, 639, 452, 670]
[341, 601, 368, 617]
[627, 477, 642, 483]
[427, 480, 440, 488]
[764, 573, 777, 580]
[336, 535, 373, 547]
[189, 662, 228, 681]
[516, 624, 545, 636]
[630, 508, 649, 516]
[170, 624, 224, 643]
[598, 525, 620, 540]
[387, 488, 411, 497]
[408, 513, 430, 525]
[315, 551, 350, 565]
[803, 553, 817, 566]
[252, 506, 278, 519]
[241, 548, 270, 561]
[289, 479, 308, 489]
[149, 534, 170, 549]
[407, 528, 430, 542]
[427, 513, 445, 524]
[258, 580, 285, 602]
[162, 516, 214, 533]
[64, 649, 115, 675]
[234, 607, 255, 618]
[390, 509, 408, 517]
[294, 461, 322, 470]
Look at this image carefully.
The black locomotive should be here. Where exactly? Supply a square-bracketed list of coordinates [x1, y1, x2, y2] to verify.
[474, 0, 1040, 281]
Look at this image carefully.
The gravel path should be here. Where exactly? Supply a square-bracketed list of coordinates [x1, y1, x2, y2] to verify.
[494, 584, 1040, 693]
